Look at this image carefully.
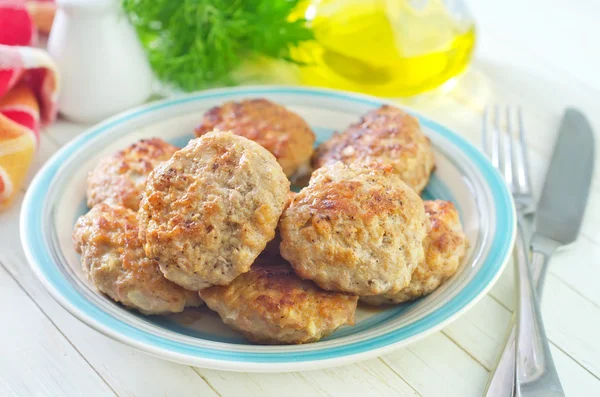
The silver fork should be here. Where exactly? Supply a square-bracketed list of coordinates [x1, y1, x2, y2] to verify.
[482, 106, 562, 397]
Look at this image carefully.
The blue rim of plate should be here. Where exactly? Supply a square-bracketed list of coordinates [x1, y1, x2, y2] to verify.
[21, 86, 515, 366]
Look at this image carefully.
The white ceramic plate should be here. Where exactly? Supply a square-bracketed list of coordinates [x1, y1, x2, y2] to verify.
[21, 86, 515, 372]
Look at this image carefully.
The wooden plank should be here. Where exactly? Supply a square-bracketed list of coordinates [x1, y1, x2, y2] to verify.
[1, 195, 220, 397]
[381, 333, 489, 397]
[488, 260, 516, 311]
[552, 344, 600, 396]
[196, 370, 325, 397]
[580, 190, 600, 244]
[542, 274, 600, 377]
[198, 359, 420, 397]
[24, 134, 60, 187]
[443, 295, 512, 369]
[45, 119, 89, 147]
[295, 359, 421, 397]
[547, 236, 600, 307]
[0, 265, 115, 397]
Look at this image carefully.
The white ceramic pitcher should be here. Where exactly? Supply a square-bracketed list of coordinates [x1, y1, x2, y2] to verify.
[48, 0, 153, 123]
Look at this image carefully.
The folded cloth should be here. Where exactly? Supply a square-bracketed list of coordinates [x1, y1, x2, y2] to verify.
[0, 0, 56, 45]
[0, 1, 58, 210]
[26, 0, 56, 36]
[0, 0, 35, 46]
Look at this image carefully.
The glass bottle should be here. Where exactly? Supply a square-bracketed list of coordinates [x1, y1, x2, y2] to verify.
[291, 0, 476, 97]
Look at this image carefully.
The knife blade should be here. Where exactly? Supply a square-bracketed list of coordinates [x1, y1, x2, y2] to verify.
[534, 108, 595, 245]
[517, 108, 595, 396]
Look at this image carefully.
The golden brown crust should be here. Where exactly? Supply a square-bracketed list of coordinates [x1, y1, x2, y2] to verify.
[72, 203, 201, 315]
[361, 200, 467, 305]
[138, 131, 290, 290]
[280, 162, 428, 296]
[86, 138, 178, 211]
[195, 99, 315, 179]
[200, 262, 358, 344]
[312, 105, 435, 193]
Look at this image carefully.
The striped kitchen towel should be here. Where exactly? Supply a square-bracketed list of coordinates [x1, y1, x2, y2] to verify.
[0, 0, 59, 210]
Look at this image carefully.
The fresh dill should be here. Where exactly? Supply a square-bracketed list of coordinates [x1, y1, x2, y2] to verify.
[122, 0, 313, 91]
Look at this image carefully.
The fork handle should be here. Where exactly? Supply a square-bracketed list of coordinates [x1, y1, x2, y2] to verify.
[515, 219, 564, 397]
[484, 322, 517, 397]
[484, 216, 535, 397]
[484, 227, 552, 397]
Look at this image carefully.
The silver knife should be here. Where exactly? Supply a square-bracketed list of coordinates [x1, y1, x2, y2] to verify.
[532, 108, 595, 269]
[516, 108, 595, 396]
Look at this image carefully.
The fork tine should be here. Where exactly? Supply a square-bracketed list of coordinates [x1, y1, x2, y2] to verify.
[516, 107, 532, 193]
[482, 107, 489, 156]
[484, 105, 535, 214]
[491, 105, 504, 175]
[505, 106, 516, 192]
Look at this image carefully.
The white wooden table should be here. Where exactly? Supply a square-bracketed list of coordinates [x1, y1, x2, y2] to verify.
[2, 1, 599, 396]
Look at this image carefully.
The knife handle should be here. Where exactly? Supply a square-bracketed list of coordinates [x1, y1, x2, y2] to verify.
[515, 218, 565, 397]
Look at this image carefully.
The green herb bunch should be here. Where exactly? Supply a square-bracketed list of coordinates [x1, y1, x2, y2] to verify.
[122, 0, 313, 91]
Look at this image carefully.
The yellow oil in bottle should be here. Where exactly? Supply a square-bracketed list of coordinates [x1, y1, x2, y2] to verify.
[291, 0, 476, 97]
